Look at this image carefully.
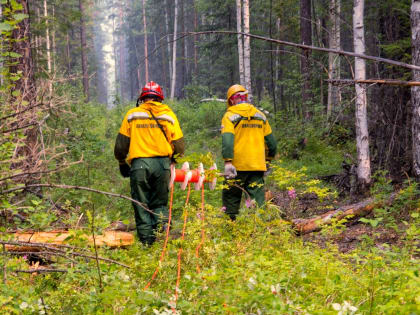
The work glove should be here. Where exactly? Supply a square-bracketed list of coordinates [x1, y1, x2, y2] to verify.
[264, 162, 273, 177]
[224, 162, 237, 179]
[119, 163, 131, 178]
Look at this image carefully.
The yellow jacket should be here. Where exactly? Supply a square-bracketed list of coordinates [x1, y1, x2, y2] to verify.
[114, 101, 184, 164]
[221, 103, 276, 171]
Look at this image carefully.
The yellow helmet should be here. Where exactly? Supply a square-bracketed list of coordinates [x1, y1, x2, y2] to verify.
[226, 84, 247, 106]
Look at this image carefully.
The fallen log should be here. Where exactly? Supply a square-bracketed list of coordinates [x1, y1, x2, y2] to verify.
[292, 193, 396, 234]
[2, 230, 134, 251]
[14, 268, 70, 274]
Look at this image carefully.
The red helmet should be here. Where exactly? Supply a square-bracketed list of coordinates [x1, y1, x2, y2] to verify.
[139, 81, 164, 101]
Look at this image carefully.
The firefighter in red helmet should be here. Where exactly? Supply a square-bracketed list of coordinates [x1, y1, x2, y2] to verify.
[114, 81, 185, 245]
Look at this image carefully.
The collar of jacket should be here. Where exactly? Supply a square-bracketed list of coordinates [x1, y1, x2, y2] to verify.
[139, 101, 172, 116]
[228, 103, 258, 120]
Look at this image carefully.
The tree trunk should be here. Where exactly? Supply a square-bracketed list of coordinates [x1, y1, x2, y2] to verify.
[35, 6, 40, 70]
[293, 193, 397, 234]
[7, 231, 134, 250]
[119, 2, 125, 100]
[9, 0, 39, 190]
[243, 0, 252, 100]
[170, 0, 178, 99]
[236, 0, 245, 86]
[181, 0, 188, 90]
[353, 0, 371, 187]
[43, 0, 52, 94]
[411, 0, 420, 177]
[300, 0, 312, 119]
[327, 0, 341, 118]
[276, 18, 285, 111]
[11, 0, 34, 98]
[193, 2, 198, 76]
[142, 0, 149, 83]
[66, 33, 71, 75]
[165, 0, 172, 86]
[79, 0, 89, 101]
[0, 4, 3, 86]
[269, 0, 277, 114]
[52, 5, 56, 73]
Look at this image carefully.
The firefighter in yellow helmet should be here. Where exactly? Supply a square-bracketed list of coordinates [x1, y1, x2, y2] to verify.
[221, 84, 277, 220]
[114, 81, 184, 245]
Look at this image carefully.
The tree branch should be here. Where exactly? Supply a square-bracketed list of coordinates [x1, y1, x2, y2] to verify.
[1, 122, 38, 134]
[0, 183, 156, 215]
[0, 102, 45, 122]
[0, 240, 131, 268]
[184, 31, 420, 71]
[13, 268, 70, 274]
[326, 78, 420, 86]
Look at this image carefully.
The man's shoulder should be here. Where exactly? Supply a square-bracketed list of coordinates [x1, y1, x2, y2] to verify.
[223, 111, 241, 122]
[126, 107, 144, 115]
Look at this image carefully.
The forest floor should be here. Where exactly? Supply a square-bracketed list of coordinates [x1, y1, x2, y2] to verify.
[5, 188, 407, 254]
[271, 190, 406, 253]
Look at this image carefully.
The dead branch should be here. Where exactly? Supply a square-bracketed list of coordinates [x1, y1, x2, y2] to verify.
[0, 210, 28, 222]
[200, 98, 225, 102]
[0, 240, 131, 268]
[1, 122, 38, 134]
[0, 101, 45, 122]
[0, 163, 74, 182]
[292, 193, 397, 234]
[5, 251, 78, 264]
[13, 268, 70, 274]
[326, 78, 420, 86]
[1, 183, 156, 215]
[0, 240, 90, 252]
[184, 31, 420, 71]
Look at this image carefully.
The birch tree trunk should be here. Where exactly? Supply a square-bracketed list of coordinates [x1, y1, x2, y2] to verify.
[79, 0, 89, 101]
[327, 0, 341, 118]
[52, 5, 56, 73]
[43, 0, 52, 94]
[170, 0, 178, 99]
[142, 0, 149, 83]
[353, 0, 371, 187]
[236, 0, 245, 86]
[411, 0, 420, 177]
[243, 0, 252, 100]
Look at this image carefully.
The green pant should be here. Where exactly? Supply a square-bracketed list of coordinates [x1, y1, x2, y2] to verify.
[130, 157, 171, 245]
[222, 171, 265, 220]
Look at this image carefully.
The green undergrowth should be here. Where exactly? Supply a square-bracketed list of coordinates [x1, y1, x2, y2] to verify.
[1, 197, 418, 314]
[2, 99, 419, 314]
